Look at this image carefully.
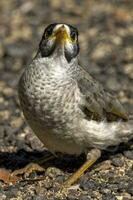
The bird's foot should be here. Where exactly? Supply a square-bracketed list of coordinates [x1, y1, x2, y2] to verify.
[61, 149, 101, 189]
[56, 149, 101, 198]
[35, 153, 55, 165]
[11, 153, 55, 178]
[11, 163, 45, 177]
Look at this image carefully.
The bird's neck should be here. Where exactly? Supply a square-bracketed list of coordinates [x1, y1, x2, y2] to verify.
[35, 49, 79, 72]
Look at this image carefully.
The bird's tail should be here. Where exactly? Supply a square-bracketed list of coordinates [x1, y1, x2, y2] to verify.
[85, 119, 133, 149]
[116, 120, 133, 142]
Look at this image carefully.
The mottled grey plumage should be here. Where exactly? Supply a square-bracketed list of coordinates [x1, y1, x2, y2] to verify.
[18, 24, 133, 156]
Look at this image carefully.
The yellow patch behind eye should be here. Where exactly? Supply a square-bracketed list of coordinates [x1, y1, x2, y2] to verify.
[70, 32, 77, 43]
[71, 37, 77, 43]
[44, 32, 48, 38]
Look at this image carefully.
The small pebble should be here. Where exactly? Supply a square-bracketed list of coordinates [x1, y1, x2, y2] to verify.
[111, 157, 124, 167]
[127, 182, 133, 195]
[80, 179, 98, 191]
[102, 193, 117, 200]
[124, 151, 133, 160]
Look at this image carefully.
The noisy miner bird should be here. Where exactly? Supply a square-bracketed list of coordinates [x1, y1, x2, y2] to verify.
[17, 23, 133, 188]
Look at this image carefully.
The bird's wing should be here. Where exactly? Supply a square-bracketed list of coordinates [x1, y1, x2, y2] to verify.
[77, 66, 128, 121]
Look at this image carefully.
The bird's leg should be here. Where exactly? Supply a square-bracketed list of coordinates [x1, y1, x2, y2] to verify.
[35, 153, 56, 165]
[11, 153, 56, 177]
[62, 149, 101, 188]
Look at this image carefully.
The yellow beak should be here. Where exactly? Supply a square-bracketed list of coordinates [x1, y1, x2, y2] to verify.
[54, 26, 70, 44]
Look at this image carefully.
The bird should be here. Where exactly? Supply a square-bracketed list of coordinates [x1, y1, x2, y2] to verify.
[17, 23, 133, 188]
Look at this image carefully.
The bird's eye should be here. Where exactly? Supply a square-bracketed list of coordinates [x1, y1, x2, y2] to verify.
[45, 28, 53, 38]
[70, 31, 77, 42]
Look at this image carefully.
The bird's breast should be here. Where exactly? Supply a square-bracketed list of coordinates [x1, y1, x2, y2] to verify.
[18, 65, 82, 130]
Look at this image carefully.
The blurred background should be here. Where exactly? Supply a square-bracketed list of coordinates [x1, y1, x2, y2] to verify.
[0, 0, 133, 199]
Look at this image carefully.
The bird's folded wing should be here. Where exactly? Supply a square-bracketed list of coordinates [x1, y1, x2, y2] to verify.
[77, 67, 128, 121]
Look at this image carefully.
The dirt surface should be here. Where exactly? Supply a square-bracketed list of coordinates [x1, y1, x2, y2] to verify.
[0, 0, 133, 199]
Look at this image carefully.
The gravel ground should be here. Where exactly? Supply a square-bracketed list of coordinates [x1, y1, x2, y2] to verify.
[0, 0, 133, 199]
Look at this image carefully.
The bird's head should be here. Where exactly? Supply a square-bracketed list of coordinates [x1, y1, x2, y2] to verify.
[39, 23, 79, 62]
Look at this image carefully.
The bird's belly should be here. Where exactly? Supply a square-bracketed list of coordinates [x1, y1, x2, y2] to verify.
[26, 117, 84, 155]
[20, 95, 85, 155]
